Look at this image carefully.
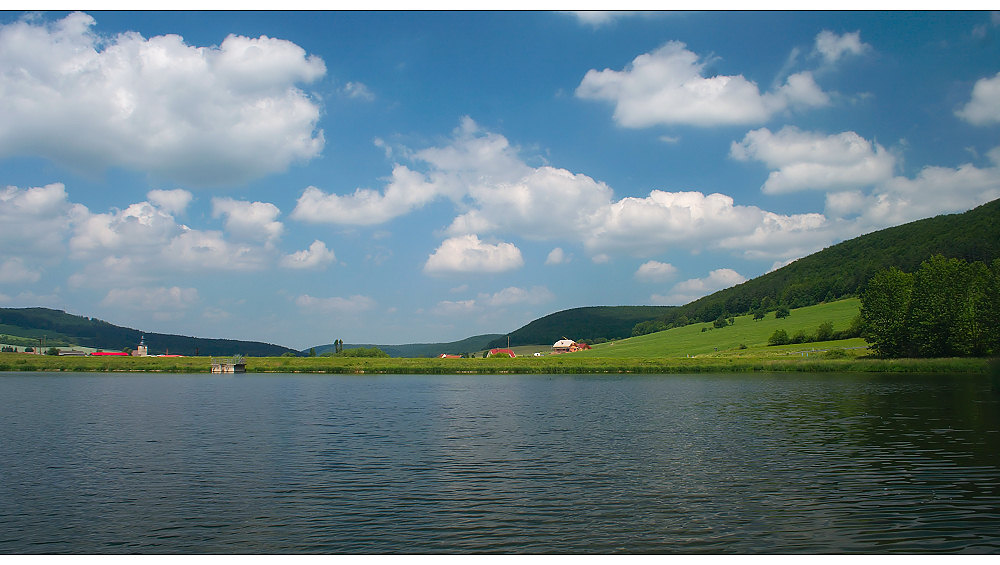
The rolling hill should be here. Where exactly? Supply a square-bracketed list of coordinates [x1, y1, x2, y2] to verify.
[0, 307, 296, 356]
[495, 198, 1000, 347]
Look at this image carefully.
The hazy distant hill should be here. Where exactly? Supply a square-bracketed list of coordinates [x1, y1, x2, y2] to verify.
[309, 334, 504, 358]
[0, 307, 296, 356]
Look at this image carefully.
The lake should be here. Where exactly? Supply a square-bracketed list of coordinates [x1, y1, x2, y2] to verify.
[1, 372, 998, 554]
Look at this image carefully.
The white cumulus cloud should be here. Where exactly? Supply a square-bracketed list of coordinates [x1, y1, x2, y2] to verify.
[956, 72, 1000, 126]
[545, 247, 570, 265]
[424, 234, 524, 275]
[731, 127, 896, 194]
[635, 260, 678, 283]
[281, 240, 335, 269]
[814, 30, 870, 64]
[652, 268, 747, 306]
[212, 198, 283, 245]
[575, 41, 829, 128]
[0, 12, 325, 185]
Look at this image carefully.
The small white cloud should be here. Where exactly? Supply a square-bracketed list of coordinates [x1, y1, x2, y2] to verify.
[545, 247, 571, 265]
[652, 268, 746, 306]
[343, 81, 374, 101]
[423, 234, 524, 275]
[280, 240, 335, 269]
[635, 260, 678, 283]
[956, 72, 1000, 126]
[576, 41, 829, 128]
[295, 294, 376, 313]
[814, 30, 870, 64]
[211, 198, 283, 245]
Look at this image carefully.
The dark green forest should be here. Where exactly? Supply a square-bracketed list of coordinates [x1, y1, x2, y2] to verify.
[861, 255, 1000, 358]
[486, 306, 676, 349]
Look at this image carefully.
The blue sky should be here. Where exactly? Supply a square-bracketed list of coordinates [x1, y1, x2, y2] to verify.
[1, 10, 999, 349]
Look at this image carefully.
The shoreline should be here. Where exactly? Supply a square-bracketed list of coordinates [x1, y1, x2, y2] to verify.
[0, 354, 995, 375]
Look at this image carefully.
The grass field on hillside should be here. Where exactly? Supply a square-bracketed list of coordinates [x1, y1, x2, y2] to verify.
[579, 299, 862, 359]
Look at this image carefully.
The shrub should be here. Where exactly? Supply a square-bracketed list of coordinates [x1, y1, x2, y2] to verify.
[768, 329, 790, 346]
[816, 321, 834, 342]
[775, 305, 791, 319]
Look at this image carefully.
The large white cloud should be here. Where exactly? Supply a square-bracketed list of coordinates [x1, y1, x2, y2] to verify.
[291, 165, 444, 225]
[291, 118, 528, 226]
[847, 151, 1000, 227]
[423, 234, 524, 275]
[0, 183, 87, 257]
[575, 41, 829, 128]
[652, 268, 747, 306]
[0, 12, 325, 185]
[583, 191, 764, 256]
[956, 72, 1000, 126]
[731, 127, 896, 193]
[446, 165, 615, 240]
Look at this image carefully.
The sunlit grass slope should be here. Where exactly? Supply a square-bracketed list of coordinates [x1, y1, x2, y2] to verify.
[578, 298, 862, 358]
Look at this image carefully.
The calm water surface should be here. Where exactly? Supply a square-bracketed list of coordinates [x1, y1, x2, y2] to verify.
[1, 372, 998, 554]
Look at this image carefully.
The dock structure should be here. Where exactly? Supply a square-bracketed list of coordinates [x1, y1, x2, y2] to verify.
[210, 355, 246, 373]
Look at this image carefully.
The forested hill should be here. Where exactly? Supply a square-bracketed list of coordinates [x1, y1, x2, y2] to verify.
[662, 198, 1000, 327]
[495, 198, 1000, 346]
[486, 306, 676, 349]
[0, 307, 296, 356]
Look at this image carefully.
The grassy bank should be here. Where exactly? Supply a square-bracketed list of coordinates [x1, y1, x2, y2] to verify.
[0, 352, 993, 374]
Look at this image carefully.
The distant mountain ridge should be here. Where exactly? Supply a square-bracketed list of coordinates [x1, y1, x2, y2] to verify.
[310, 334, 503, 358]
[0, 307, 296, 356]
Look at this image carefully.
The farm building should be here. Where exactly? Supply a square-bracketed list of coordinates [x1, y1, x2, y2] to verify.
[552, 339, 591, 354]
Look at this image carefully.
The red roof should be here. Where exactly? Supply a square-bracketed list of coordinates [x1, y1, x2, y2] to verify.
[90, 351, 129, 356]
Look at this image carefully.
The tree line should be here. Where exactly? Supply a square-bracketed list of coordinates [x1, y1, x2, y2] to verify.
[860, 255, 1000, 358]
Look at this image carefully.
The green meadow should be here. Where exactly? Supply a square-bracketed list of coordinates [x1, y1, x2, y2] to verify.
[579, 298, 864, 359]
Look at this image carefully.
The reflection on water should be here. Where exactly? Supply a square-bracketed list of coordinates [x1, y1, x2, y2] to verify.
[1, 372, 998, 553]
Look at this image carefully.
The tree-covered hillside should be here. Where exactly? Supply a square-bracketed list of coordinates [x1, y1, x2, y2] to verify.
[651, 198, 1000, 329]
[0, 307, 296, 356]
[495, 199, 1000, 346]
